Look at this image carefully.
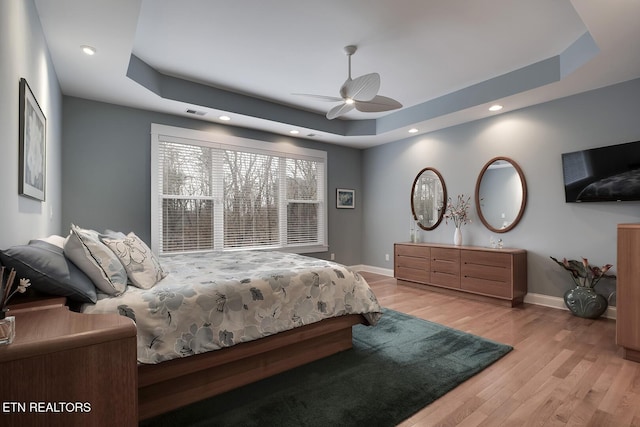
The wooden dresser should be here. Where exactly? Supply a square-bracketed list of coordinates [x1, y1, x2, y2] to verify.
[0, 298, 138, 426]
[394, 242, 527, 306]
[617, 224, 640, 363]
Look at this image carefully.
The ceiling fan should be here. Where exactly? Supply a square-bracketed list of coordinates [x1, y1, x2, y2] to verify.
[295, 45, 402, 120]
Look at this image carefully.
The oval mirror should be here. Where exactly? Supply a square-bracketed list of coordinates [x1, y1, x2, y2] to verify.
[411, 167, 447, 230]
[475, 157, 527, 233]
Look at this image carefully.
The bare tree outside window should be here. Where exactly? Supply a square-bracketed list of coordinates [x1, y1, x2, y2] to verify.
[161, 143, 214, 252]
[287, 159, 319, 244]
[156, 135, 325, 254]
[223, 151, 279, 248]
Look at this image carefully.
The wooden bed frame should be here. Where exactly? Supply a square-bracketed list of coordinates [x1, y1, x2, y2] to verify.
[137, 313, 368, 420]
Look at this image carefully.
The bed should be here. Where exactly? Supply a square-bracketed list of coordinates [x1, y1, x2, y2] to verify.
[0, 232, 382, 420]
[80, 249, 383, 420]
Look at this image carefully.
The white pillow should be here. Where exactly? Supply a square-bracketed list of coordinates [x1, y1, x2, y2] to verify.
[33, 234, 66, 248]
[63, 224, 128, 295]
[101, 232, 167, 289]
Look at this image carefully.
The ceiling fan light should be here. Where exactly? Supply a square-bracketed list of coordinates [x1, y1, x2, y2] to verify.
[345, 98, 355, 105]
[81, 45, 96, 55]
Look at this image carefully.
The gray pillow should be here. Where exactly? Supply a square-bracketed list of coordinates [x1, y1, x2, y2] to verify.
[0, 240, 97, 303]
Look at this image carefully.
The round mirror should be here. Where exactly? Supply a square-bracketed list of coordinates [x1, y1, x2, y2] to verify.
[411, 167, 447, 230]
[475, 157, 527, 233]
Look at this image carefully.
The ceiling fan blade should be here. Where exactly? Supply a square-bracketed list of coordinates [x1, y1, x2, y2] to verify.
[341, 73, 380, 102]
[326, 102, 355, 120]
[354, 95, 403, 113]
[291, 93, 344, 102]
[301, 46, 398, 119]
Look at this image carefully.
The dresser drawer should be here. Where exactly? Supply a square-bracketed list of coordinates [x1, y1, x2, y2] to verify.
[395, 266, 430, 283]
[395, 244, 430, 258]
[395, 246, 430, 269]
[461, 273, 512, 298]
[462, 250, 511, 268]
[431, 248, 460, 288]
[461, 251, 512, 298]
[395, 244, 430, 283]
[396, 255, 429, 270]
[431, 248, 460, 273]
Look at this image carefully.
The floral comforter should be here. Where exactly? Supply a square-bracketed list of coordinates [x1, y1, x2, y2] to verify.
[81, 251, 382, 364]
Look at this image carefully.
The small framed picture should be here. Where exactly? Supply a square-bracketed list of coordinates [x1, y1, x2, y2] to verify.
[19, 78, 46, 201]
[336, 188, 355, 209]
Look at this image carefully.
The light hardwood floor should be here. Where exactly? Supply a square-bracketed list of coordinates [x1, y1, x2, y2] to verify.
[359, 271, 640, 427]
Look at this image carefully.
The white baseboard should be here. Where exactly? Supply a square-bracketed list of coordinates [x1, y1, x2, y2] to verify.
[349, 264, 394, 277]
[354, 265, 617, 320]
[524, 292, 617, 320]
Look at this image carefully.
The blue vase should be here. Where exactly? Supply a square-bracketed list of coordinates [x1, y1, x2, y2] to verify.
[563, 286, 608, 319]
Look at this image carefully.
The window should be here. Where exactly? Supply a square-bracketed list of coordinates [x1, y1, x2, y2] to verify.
[151, 124, 327, 255]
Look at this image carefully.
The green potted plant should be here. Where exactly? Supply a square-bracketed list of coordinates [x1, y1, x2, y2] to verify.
[550, 256, 615, 319]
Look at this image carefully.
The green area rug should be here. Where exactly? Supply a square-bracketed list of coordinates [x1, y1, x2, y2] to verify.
[140, 309, 512, 427]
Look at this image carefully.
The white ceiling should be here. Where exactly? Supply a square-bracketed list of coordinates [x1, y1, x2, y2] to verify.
[35, 0, 640, 148]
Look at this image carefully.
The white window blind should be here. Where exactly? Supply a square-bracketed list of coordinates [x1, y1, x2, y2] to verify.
[151, 124, 327, 255]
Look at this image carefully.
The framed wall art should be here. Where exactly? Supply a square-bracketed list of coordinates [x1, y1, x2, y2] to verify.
[336, 188, 355, 209]
[19, 78, 46, 201]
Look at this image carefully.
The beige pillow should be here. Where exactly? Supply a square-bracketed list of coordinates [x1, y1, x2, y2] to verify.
[102, 232, 167, 289]
[63, 224, 127, 295]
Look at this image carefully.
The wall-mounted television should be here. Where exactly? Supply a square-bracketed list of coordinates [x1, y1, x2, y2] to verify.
[561, 140, 640, 202]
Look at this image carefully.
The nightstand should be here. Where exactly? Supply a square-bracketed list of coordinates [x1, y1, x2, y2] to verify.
[7, 294, 67, 313]
[0, 302, 137, 426]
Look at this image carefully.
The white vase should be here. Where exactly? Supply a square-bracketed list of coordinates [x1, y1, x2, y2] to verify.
[454, 227, 462, 246]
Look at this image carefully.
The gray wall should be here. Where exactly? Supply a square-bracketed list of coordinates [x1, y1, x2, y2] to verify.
[362, 78, 640, 300]
[0, 0, 63, 248]
[61, 97, 364, 265]
[4, 0, 640, 305]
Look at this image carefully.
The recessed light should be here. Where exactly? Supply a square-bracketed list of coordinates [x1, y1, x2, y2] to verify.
[81, 45, 96, 56]
[218, 115, 231, 121]
[408, 128, 419, 133]
[289, 130, 299, 135]
[489, 104, 503, 112]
